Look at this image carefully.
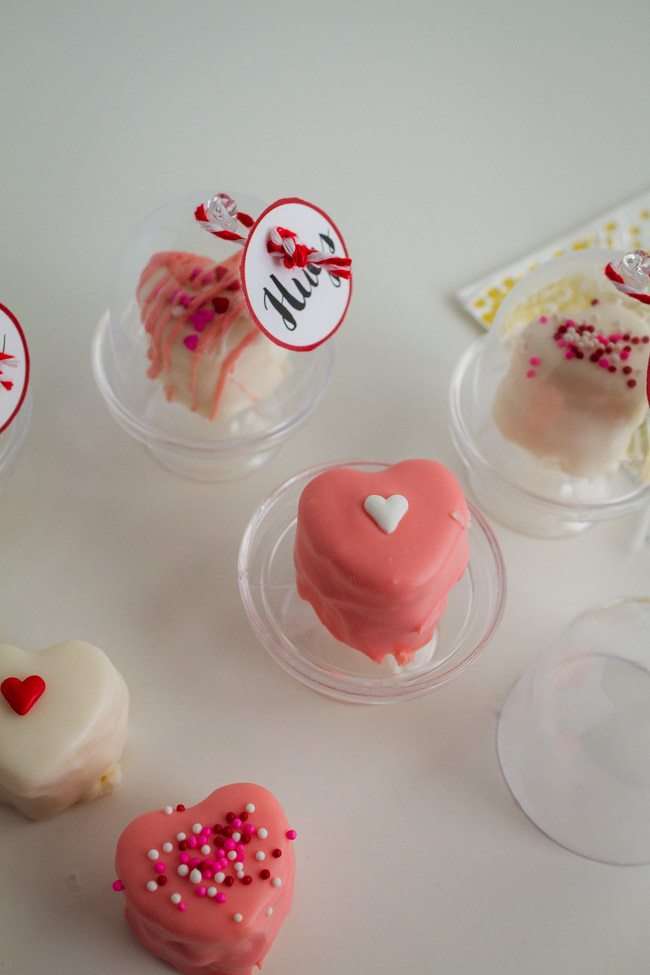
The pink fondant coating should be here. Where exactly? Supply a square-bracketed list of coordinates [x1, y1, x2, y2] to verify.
[293, 460, 470, 665]
[115, 784, 295, 975]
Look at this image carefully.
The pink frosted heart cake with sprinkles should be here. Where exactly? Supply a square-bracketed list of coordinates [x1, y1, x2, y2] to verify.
[138, 250, 289, 421]
[493, 300, 650, 477]
[0, 640, 128, 820]
[114, 784, 296, 975]
[293, 459, 470, 665]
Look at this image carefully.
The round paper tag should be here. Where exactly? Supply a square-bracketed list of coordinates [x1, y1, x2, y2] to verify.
[0, 304, 29, 435]
[241, 198, 351, 351]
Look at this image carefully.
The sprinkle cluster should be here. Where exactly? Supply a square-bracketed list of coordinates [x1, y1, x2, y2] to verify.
[114, 801, 296, 926]
[525, 308, 649, 390]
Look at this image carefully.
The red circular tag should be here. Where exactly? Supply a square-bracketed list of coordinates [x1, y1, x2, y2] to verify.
[241, 198, 351, 351]
[0, 303, 30, 435]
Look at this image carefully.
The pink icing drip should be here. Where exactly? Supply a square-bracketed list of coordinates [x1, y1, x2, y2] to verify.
[137, 250, 254, 414]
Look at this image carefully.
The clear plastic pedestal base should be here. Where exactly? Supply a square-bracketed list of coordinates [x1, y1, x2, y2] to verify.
[92, 312, 333, 481]
[498, 598, 650, 865]
[238, 461, 506, 703]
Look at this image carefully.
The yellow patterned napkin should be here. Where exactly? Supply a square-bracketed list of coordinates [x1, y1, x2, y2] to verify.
[457, 189, 650, 329]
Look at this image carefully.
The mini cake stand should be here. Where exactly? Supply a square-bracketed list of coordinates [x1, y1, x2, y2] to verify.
[450, 250, 650, 537]
[92, 314, 332, 481]
[498, 598, 650, 865]
[91, 191, 333, 481]
[238, 461, 506, 703]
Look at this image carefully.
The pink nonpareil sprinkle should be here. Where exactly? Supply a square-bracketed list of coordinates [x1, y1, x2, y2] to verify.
[599, 358, 610, 368]
[540, 316, 548, 323]
[529, 356, 540, 366]
[286, 830, 297, 840]
[112, 880, 124, 892]
[565, 350, 574, 359]
[526, 370, 536, 378]
[216, 893, 226, 903]
[154, 862, 165, 874]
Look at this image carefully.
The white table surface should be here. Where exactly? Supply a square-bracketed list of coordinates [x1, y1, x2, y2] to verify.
[1, 2, 649, 973]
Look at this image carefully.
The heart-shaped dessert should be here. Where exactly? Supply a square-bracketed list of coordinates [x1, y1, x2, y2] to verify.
[0, 641, 129, 819]
[138, 250, 289, 420]
[114, 784, 296, 975]
[1, 673, 46, 714]
[294, 460, 470, 664]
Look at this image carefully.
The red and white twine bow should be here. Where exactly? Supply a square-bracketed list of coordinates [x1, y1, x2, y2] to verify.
[195, 194, 351, 280]
[605, 250, 650, 305]
[266, 227, 351, 280]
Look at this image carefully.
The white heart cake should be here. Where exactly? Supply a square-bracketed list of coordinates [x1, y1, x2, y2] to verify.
[0, 640, 129, 820]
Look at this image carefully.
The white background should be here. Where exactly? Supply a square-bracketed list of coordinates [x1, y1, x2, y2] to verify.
[1, 2, 649, 973]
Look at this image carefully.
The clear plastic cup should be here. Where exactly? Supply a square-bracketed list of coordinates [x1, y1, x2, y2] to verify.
[238, 461, 506, 703]
[497, 598, 650, 865]
[91, 192, 333, 481]
[450, 250, 650, 536]
[0, 389, 32, 497]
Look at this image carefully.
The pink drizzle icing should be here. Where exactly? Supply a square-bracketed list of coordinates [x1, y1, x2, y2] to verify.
[137, 250, 259, 419]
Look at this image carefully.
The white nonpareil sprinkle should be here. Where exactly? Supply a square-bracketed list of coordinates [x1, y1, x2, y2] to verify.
[234, 913, 243, 923]
[171, 893, 181, 904]
[266, 907, 273, 917]
[255, 852, 265, 860]
[177, 865, 189, 877]
[236, 871, 244, 879]
[257, 828, 268, 839]
[146, 881, 157, 891]
[177, 832, 186, 841]
[163, 843, 173, 853]
[163, 806, 173, 815]
[234, 862, 243, 871]
[147, 849, 159, 860]
[227, 851, 237, 860]
[190, 869, 202, 884]
[271, 878, 281, 887]
[192, 823, 202, 834]
[215, 872, 225, 883]
[232, 832, 241, 841]
[245, 803, 255, 813]
[201, 845, 211, 855]
[207, 887, 217, 897]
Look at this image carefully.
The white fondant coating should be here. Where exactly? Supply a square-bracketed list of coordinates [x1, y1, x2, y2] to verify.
[0, 640, 128, 820]
[363, 494, 409, 533]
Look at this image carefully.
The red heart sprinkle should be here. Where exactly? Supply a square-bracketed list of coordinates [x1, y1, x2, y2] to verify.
[1, 675, 46, 715]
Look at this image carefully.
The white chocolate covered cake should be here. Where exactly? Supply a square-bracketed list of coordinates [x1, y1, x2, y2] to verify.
[138, 250, 289, 420]
[493, 300, 650, 477]
[0, 640, 128, 819]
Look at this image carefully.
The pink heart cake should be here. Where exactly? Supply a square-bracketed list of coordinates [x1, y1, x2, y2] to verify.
[293, 460, 470, 665]
[138, 250, 289, 420]
[114, 784, 296, 975]
[0, 640, 129, 819]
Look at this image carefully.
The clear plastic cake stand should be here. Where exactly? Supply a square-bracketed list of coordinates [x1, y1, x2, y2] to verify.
[238, 461, 506, 704]
[498, 598, 650, 865]
[449, 249, 650, 538]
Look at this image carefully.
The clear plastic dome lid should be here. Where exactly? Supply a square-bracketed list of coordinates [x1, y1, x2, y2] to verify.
[92, 191, 335, 479]
[449, 249, 650, 534]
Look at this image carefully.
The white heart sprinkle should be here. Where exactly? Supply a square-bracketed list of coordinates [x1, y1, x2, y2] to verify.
[363, 494, 408, 534]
